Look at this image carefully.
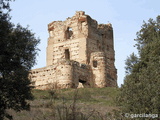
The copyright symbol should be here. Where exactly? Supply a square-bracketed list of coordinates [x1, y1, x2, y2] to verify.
[125, 113, 130, 118]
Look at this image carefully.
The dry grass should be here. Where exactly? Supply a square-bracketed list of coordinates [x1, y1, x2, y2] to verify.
[6, 87, 121, 120]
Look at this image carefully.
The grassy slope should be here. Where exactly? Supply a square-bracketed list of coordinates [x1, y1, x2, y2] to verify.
[8, 87, 120, 120]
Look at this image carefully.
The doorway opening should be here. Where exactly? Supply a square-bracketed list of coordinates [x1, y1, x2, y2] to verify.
[78, 79, 87, 88]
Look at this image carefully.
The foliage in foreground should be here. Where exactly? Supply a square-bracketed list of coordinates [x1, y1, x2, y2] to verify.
[0, 0, 40, 119]
[118, 16, 160, 119]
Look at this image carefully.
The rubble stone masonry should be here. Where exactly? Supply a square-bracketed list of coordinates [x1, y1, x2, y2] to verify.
[29, 11, 117, 89]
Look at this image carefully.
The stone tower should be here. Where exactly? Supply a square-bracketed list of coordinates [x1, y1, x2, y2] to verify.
[29, 11, 117, 89]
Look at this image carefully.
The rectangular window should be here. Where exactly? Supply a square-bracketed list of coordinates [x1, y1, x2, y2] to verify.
[65, 27, 73, 39]
[93, 60, 97, 67]
[65, 49, 70, 60]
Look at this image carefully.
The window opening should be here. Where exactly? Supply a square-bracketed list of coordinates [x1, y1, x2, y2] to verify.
[66, 27, 73, 39]
[93, 60, 98, 68]
[65, 49, 70, 60]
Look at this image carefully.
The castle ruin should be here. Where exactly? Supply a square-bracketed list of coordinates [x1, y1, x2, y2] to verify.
[29, 11, 117, 89]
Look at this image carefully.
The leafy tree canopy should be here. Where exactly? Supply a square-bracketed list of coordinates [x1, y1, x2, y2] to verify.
[0, 0, 40, 119]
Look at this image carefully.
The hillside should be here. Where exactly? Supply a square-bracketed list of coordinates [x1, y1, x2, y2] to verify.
[7, 87, 120, 120]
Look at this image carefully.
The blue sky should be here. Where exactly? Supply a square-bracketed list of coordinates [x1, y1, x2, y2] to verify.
[10, 0, 160, 86]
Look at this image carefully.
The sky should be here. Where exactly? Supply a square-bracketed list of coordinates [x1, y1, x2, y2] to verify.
[10, 0, 160, 87]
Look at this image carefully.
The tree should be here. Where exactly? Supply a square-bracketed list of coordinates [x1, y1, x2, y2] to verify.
[0, 0, 40, 119]
[124, 53, 139, 74]
[118, 16, 160, 119]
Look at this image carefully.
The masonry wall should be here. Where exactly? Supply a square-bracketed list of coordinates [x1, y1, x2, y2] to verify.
[85, 17, 117, 87]
[90, 52, 107, 87]
[30, 59, 91, 89]
[29, 65, 57, 89]
[30, 11, 117, 89]
[47, 11, 89, 66]
[47, 38, 87, 65]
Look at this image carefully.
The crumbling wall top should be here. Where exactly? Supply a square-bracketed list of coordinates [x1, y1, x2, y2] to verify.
[47, 11, 112, 31]
[48, 11, 87, 31]
[98, 23, 113, 30]
[47, 11, 113, 41]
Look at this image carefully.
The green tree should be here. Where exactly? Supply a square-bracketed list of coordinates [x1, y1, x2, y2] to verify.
[0, 0, 40, 119]
[125, 53, 139, 74]
[118, 16, 160, 120]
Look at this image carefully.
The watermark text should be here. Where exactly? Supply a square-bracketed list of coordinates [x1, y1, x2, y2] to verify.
[125, 113, 158, 118]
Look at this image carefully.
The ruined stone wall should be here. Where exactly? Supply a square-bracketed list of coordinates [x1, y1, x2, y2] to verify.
[47, 11, 89, 66]
[55, 59, 91, 88]
[72, 62, 91, 88]
[85, 15, 117, 87]
[30, 59, 91, 89]
[29, 11, 117, 89]
[29, 65, 57, 89]
[90, 52, 107, 87]
[49, 38, 86, 65]
[86, 20, 115, 66]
